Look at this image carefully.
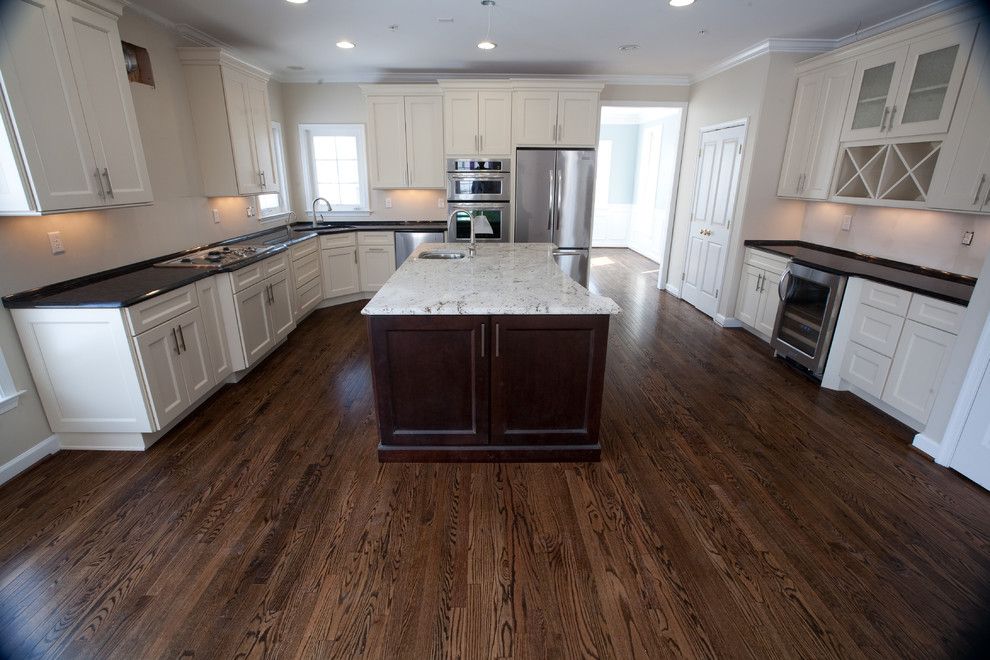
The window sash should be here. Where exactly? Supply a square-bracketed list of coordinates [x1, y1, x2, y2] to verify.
[298, 123, 370, 213]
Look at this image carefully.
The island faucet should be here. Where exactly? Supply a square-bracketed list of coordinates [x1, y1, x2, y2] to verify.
[448, 208, 479, 257]
[312, 197, 332, 228]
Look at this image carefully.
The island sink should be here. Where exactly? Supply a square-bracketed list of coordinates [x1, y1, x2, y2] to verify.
[418, 250, 465, 260]
[362, 243, 620, 462]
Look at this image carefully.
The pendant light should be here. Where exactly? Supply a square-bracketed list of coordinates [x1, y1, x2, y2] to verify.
[477, 0, 497, 50]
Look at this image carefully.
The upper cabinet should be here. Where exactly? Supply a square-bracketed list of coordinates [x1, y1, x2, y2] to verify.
[511, 85, 602, 148]
[842, 24, 977, 141]
[362, 86, 444, 189]
[178, 48, 279, 197]
[440, 85, 512, 156]
[0, 0, 152, 214]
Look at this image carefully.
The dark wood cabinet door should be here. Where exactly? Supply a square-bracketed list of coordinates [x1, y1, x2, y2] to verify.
[490, 315, 609, 446]
[368, 315, 490, 446]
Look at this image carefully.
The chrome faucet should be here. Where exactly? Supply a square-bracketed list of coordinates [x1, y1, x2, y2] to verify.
[448, 208, 478, 257]
[312, 197, 332, 228]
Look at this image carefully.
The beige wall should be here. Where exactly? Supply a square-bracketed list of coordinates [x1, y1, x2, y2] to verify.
[0, 11, 266, 467]
[601, 83, 690, 103]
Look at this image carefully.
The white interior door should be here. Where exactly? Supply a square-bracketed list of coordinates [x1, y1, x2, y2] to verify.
[627, 124, 663, 262]
[681, 123, 745, 318]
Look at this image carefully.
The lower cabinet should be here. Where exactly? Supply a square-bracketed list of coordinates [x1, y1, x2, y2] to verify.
[368, 313, 609, 460]
[358, 246, 396, 291]
[736, 249, 787, 340]
[289, 237, 323, 318]
[269, 273, 295, 340]
[233, 279, 275, 367]
[880, 319, 956, 421]
[222, 253, 296, 371]
[322, 246, 360, 297]
[195, 276, 232, 382]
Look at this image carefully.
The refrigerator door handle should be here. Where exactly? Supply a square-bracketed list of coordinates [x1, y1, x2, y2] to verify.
[554, 168, 564, 231]
[546, 169, 555, 231]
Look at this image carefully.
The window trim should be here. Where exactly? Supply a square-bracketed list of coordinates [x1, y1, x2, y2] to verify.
[298, 123, 371, 215]
[0, 348, 25, 415]
[259, 121, 290, 221]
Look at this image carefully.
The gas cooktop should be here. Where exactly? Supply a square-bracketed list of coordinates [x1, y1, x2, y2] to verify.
[154, 244, 279, 269]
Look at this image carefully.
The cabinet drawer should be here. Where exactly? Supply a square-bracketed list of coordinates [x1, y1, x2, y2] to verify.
[860, 280, 911, 316]
[744, 247, 790, 275]
[292, 250, 321, 288]
[320, 232, 356, 249]
[229, 261, 266, 293]
[125, 284, 199, 336]
[907, 295, 965, 334]
[840, 342, 892, 399]
[849, 303, 904, 358]
[358, 231, 394, 246]
[264, 253, 288, 276]
[289, 237, 318, 260]
[297, 276, 323, 316]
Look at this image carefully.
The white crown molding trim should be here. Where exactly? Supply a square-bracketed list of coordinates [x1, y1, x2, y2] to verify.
[122, 2, 231, 48]
[277, 71, 690, 86]
[834, 0, 969, 48]
[0, 434, 59, 487]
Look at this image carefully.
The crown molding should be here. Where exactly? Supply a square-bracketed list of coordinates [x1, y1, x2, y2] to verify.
[833, 0, 969, 47]
[277, 71, 689, 86]
[123, 2, 231, 48]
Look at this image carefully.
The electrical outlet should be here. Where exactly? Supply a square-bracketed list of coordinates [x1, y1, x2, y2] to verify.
[385, 196, 393, 209]
[437, 196, 445, 208]
[963, 230, 975, 246]
[841, 214, 852, 231]
[212, 209, 221, 224]
[47, 231, 65, 255]
[246, 205, 254, 218]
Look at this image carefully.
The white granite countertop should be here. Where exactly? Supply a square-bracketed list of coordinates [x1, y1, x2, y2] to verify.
[362, 243, 621, 315]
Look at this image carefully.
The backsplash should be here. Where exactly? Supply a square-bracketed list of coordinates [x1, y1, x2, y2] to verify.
[800, 202, 988, 277]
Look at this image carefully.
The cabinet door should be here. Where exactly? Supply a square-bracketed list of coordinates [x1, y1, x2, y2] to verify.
[512, 90, 558, 146]
[296, 275, 323, 317]
[368, 315, 490, 446]
[840, 342, 893, 399]
[0, 102, 33, 213]
[174, 308, 214, 403]
[735, 265, 764, 328]
[195, 277, 232, 382]
[233, 279, 274, 368]
[490, 315, 608, 446]
[322, 246, 360, 298]
[443, 91, 479, 155]
[134, 320, 188, 430]
[803, 62, 855, 200]
[881, 319, 956, 423]
[0, 0, 103, 211]
[404, 95, 444, 188]
[57, 0, 152, 206]
[887, 25, 977, 138]
[358, 245, 396, 291]
[221, 68, 261, 194]
[478, 90, 512, 154]
[778, 72, 823, 197]
[247, 77, 278, 193]
[268, 274, 295, 342]
[755, 271, 782, 337]
[927, 35, 990, 213]
[367, 96, 408, 188]
[842, 45, 907, 141]
[556, 91, 600, 147]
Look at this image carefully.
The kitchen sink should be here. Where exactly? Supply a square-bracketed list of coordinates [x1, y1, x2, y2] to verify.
[418, 250, 465, 260]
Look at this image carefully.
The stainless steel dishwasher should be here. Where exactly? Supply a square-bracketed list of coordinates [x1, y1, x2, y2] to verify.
[394, 230, 446, 266]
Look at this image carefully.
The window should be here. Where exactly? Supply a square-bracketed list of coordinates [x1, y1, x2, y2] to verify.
[595, 139, 613, 206]
[259, 122, 290, 220]
[298, 124, 370, 214]
[0, 348, 25, 415]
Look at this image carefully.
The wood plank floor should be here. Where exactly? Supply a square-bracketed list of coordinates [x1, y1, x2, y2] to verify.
[1, 248, 988, 659]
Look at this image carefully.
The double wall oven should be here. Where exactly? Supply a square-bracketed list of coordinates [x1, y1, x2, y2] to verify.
[446, 158, 510, 243]
[771, 262, 847, 378]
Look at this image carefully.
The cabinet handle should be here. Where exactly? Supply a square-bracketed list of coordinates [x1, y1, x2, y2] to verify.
[755, 273, 762, 292]
[479, 134, 483, 152]
[354, 250, 358, 263]
[973, 173, 986, 205]
[495, 322, 500, 357]
[880, 106, 890, 132]
[260, 170, 266, 189]
[94, 168, 106, 199]
[177, 324, 186, 352]
[102, 168, 114, 198]
[480, 323, 486, 358]
[887, 105, 897, 131]
[171, 327, 180, 354]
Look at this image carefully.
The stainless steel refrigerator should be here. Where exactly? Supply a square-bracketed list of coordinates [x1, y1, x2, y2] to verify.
[514, 148, 596, 286]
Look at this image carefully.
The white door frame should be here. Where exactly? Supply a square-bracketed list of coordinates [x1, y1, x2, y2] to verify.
[597, 100, 688, 289]
[680, 118, 749, 317]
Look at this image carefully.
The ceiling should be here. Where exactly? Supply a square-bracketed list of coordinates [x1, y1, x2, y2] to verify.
[127, 0, 945, 82]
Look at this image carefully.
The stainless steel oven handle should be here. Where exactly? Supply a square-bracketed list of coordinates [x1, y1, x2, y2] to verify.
[778, 268, 791, 301]
[450, 172, 506, 180]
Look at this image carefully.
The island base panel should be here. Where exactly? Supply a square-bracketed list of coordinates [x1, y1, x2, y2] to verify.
[378, 444, 601, 462]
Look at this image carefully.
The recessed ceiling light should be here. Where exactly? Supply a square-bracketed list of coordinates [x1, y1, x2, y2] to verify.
[336, 40, 355, 49]
[618, 44, 640, 52]
[285, 0, 308, 4]
[669, 0, 696, 6]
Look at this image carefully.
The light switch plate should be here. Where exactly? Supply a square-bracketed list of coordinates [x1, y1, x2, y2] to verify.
[47, 231, 65, 255]
[385, 196, 393, 209]
[437, 197, 445, 208]
[212, 209, 221, 224]
[963, 230, 975, 246]
[841, 214, 852, 231]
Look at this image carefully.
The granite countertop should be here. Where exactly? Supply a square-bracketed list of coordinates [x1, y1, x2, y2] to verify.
[287, 220, 447, 235]
[745, 240, 977, 306]
[362, 243, 621, 316]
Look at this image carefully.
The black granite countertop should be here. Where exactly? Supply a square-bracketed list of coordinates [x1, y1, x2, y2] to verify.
[745, 240, 977, 306]
[286, 220, 448, 235]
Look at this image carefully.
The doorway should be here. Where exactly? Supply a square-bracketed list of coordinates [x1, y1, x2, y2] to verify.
[592, 105, 685, 284]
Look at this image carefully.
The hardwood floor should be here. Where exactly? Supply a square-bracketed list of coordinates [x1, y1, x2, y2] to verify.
[1, 248, 988, 658]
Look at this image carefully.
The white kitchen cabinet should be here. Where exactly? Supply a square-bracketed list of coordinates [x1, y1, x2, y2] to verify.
[322, 246, 360, 298]
[296, 276, 323, 317]
[512, 88, 601, 148]
[735, 265, 764, 329]
[195, 276, 232, 382]
[0, 0, 152, 213]
[927, 32, 990, 213]
[778, 62, 854, 199]
[133, 318, 187, 430]
[754, 271, 782, 337]
[735, 248, 788, 340]
[179, 48, 278, 197]
[268, 273, 295, 342]
[881, 319, 956, 422]
[364, 88, 444, 189]
[840, 342, 893, 399]
[220, 253, 296, 371]
[442, 88, 512, 156]
[358, 245, 396, 291]
[232, 279, 274, 368]
[289, 238, 323, 319]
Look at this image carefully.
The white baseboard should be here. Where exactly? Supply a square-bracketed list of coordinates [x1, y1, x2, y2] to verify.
[57, 432, 146, 451]
[592, 240, 628, 248]
[0, 434, 59, 486]
[316, 292, 372, 309]
[715, 314, 742, 328]
[664, 283, 681, 298]
[912, 433, 940, 459]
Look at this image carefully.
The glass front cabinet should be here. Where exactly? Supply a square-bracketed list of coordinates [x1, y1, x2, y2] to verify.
[842, 24, 977, 142]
